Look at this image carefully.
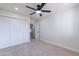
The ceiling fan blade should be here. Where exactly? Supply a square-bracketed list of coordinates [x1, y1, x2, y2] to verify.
[40, 13, 42, 16]
[30, 12, 36, 15]
[26, 6, 37, 10]
[41, 10, 51, 12]
[38, 3, 46, 10]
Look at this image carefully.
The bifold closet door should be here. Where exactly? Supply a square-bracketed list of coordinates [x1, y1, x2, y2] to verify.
[0, 16, 10, 48]
[0, 16, 30, 49]
[10, 19, 30, 46]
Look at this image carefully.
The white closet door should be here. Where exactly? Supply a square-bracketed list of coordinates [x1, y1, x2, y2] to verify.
[10, 19, 30, 46]
[0, 16, 30, 49]
[0, 16, 10, 48]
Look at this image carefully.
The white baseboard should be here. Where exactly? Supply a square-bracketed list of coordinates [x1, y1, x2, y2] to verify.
[41, 39, 79, 53]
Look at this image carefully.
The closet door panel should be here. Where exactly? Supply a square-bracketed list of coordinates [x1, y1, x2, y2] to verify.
[10, 19, 30, 46]
[0, 16, 10, 48]
[0, 16, 30, 48]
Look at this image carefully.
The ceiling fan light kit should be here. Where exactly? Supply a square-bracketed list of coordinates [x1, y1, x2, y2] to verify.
[36, 10, 42, 15]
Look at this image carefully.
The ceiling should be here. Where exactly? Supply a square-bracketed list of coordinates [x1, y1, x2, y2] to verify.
[0, 3, 79, 20]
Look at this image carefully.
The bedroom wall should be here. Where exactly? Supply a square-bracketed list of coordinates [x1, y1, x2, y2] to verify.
[39, 5, 79, 52]
[35, 20, 40, 40]
[0, 10, 30, 49]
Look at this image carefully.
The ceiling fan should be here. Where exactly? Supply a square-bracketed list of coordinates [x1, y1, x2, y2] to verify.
[25, 3, 51, 16]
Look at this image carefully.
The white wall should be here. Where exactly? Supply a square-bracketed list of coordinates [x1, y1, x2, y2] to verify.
[40, 5, 79, 52]
[0, 10, 30, 49]
[35, 21, 40, 40]
[30, 18, 36, 25]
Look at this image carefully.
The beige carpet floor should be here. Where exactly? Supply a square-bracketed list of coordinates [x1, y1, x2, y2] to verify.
[0, 39, 79, 56]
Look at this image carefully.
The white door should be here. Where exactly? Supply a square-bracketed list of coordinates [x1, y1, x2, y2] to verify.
[0, 16, 10, 48]
[0, 16, 30, 49]
[10, 19, 30, 46]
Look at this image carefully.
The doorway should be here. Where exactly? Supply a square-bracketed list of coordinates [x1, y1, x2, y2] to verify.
[30, 24, 35, 41]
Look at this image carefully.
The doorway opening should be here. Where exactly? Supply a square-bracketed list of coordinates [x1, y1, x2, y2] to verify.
[30, 24, 35, 41]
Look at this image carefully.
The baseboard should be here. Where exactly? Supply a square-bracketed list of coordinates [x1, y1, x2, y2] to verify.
[0, 40, 31, 49]
[41, 39, 79, 53]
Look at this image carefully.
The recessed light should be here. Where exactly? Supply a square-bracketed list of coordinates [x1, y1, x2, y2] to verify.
[15, 8, 18, 10]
